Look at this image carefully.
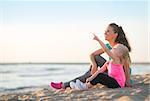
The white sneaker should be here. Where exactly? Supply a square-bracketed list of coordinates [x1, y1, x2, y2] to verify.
[70, 82, 80, 90]
[76, 79, 88, 90]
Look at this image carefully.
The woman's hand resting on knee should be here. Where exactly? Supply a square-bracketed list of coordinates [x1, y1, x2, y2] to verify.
[86, 77, 92, 83]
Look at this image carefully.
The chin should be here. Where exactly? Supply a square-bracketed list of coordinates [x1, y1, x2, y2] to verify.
[105, 38, 108, 41]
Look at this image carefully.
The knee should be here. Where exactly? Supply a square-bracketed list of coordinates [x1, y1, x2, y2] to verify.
[94, 55, 102, 60]
[95, 55, 106, 67]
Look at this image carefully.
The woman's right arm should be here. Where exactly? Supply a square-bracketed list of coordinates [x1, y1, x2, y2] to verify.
[91, 48, 104, 56]
[90, 48, 104, 66]
[90, 48, 104, 74]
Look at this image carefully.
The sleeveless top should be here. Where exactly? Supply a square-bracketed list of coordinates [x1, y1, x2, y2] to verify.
[107, 61, 126, 87]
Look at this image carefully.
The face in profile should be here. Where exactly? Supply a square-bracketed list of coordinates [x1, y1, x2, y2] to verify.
[104, 26, 118, 41]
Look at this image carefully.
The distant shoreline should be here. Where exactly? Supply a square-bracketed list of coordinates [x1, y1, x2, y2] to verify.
[0, 62, 149, 65]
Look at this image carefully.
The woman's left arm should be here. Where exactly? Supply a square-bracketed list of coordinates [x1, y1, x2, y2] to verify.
[124, 63, 131, 87]
[86, 62, 108, 82]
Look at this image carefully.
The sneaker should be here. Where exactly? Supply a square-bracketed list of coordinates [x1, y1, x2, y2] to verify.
[70, 82, 80, 90]
[50, 82, 62, 89]
[76, 79, 88, 90]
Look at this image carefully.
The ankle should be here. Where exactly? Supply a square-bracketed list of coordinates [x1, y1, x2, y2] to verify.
[61, 83, 65, 89]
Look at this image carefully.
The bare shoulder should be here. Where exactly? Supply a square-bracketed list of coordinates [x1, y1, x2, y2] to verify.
[114, 44, 128, 51]
[114, 43, 124, 48]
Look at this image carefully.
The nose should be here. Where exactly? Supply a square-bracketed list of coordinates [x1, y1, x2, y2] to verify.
[104, 31, 107, 35]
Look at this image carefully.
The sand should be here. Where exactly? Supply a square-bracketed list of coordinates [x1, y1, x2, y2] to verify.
[0, 74, 149, 101]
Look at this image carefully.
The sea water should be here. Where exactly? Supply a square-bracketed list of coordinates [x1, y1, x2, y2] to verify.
[0, 63, 150, 90]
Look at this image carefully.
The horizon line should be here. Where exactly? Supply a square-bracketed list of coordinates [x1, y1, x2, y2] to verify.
[0, 62, 149, 65]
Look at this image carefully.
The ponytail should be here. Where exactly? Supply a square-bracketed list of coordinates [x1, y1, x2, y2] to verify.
[109, 23, 131, 52]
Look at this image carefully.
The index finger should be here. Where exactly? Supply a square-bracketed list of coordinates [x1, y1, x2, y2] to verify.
[93, 33, 97, 37]
[92, 33, 96, 37]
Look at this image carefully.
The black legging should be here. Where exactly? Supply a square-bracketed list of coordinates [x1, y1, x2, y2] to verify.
[90, 73, 120, 88]
[63, 55, 106, 89]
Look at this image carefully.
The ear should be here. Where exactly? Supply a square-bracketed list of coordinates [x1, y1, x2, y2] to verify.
[114, 33, 118, 38]
[115, 32, 118, 35]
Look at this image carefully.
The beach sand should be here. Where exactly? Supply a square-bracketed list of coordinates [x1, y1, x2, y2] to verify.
[0, 74, 149, 101]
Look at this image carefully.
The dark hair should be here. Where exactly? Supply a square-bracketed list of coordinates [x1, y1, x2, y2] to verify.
[109, 23, 131, 52]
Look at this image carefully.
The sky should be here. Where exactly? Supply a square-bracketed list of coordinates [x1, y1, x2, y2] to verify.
[0, 0, 149, 63]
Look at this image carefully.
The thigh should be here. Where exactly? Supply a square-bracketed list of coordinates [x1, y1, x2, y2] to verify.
[63, 55, 106, 88]
[90, 73, 120, 88]
[94, 55, 107, 73]
[94, 55, 106, 67]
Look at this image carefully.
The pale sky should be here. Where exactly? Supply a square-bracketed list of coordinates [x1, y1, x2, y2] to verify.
[0, 0, 149, 63]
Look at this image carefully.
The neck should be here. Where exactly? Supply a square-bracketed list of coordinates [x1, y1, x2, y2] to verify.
[108, 40, 118, 47]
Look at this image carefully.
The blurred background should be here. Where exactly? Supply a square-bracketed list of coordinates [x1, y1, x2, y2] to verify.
[0, 0, 149, 90]
[0, 0, 149, 63]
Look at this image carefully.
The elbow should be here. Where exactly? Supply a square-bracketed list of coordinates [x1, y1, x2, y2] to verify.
[89, 53, 95, 58]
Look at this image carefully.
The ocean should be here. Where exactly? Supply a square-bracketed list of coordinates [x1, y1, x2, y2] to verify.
[0, 63, 150, 90]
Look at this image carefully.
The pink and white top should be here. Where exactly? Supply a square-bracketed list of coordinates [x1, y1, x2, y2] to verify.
[107, 61, 126, 87]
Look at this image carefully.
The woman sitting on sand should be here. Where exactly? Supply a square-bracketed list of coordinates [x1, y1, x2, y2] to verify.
[51, 23, 132, 89]
[70, 33, 131, 89]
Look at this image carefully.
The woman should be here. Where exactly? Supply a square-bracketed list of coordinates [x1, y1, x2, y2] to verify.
[70, 34, 131, 90]
[51, 23, 132, 89]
